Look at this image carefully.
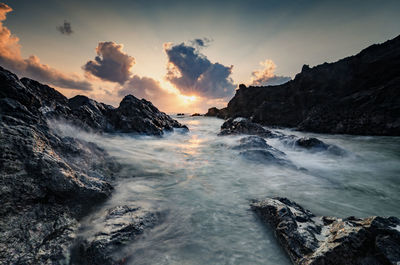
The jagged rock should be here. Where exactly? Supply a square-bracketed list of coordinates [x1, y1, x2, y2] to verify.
[68, 95, 115, 131]
[224, 35, 400, 136]
[108, 95, 188, 135]
[204, 107, 228, 119]
[251, 197, 400, 265]
[219, 117, 277, 138]
[71, 205, 159, 265]
[0, 66, 172, 264]
[191, 113, 202, 117]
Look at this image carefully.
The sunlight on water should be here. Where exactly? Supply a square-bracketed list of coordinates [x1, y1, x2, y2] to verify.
[52, 116, 400, 265]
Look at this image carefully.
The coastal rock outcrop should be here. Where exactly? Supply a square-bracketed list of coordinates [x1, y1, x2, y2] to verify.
[251, 197, 400, 265]
[71, 205, 159, 265]
[204, 106, 228, 119]
[224, 35, 400, 136]
[219, 117, 277, 138]
[0, 65, 180, 264]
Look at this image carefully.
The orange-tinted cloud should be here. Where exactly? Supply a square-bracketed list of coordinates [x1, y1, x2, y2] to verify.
[83, 41, 135, 84]
[250, 59, 291, 86]
[0, 3, 92, 90]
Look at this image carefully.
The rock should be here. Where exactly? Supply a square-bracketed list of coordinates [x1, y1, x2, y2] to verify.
[234, 136, 292, 167]
[233, 136, 273, 150]
[0, 66, 169, 264]
[71, 205, 159, 265]
[204, 107, 228, 119]
[219, 117, 277, 138]
[251, 197, 400, 265]
[107, 95, 188, 135]
[68, 95, 115, 131]
[177, 113, 185, 116]
[224, 35, 400, 136]
[191, 113, 202, 117]
[281, 136, 345, 155]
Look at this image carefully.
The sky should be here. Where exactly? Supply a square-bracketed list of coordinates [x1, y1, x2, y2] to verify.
[0, 0, 399, 113]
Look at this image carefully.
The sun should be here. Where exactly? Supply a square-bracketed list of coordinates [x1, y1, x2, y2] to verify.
[180, 95, 198, 104]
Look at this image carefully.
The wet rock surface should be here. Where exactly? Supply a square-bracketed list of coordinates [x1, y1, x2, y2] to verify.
[251, 197, 400, 265]
[281, 136, 345, 155]
[71, 205, 159, 265]
[0, 66, 175, 264]
[224, 35, 400, 136]
[219, 117, 277, 138]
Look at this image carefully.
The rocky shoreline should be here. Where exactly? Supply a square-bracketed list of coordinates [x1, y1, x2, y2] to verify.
[251, 197, 400, 265]
[0, 66, 186, 264]
[206, 35, 400, 136]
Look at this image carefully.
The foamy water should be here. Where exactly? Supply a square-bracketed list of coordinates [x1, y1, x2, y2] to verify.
[56, 116, 400, 265]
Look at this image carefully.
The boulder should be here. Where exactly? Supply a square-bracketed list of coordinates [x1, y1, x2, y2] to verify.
[219, 117, 277, 138]
[71, 205, 159, 265]
[251, 197, 400, 265]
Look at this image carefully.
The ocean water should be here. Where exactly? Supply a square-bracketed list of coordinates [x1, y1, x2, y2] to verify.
[60, 116, 400, 265]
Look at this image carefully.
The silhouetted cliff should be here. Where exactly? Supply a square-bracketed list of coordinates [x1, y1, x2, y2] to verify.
[225, 35, 400, 135]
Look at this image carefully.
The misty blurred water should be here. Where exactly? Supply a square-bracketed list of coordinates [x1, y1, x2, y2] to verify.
[67, 116, 400, 265]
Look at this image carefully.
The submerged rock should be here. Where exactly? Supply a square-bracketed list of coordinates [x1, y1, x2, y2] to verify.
[71, 205, 159, 265]
[251, 197, 400, 265]
[233, 136, 274, 150]
[219, 117, 277, 138]
[281, 136, 345, 155]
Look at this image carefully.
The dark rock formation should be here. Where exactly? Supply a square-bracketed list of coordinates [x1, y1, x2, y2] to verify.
[107, 95, 188, 135]
[204, 106, 228, 119]
[71, 205, 159, 265]
[232, 136, 293, 167]
[233, 136, 274, 150]
[219, 117, 277, 138]
[224, 35, 400, 136]
[191, 113, 202, 117]
[281, 136, 345, 155]
[251, 197, 400, 265]
[0, 66, 174, 264]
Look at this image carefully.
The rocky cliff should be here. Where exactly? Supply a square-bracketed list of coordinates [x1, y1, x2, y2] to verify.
[0, 66, 185, 264]
[224, 35, 400, 135]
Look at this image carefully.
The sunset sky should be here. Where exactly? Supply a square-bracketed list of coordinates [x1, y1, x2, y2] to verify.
[1, 0, 399, 113]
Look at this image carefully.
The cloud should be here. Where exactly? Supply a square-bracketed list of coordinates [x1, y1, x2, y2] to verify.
[118, 75, 179, 109]
[118, 75, 167, 99]
[164, 40, 235, 99]
[250, 59, 291, 86]
[190, 37, 212, 48]
[0, 4, 92, 90]
[83, 41, 135, 84]
[57, 20, 73, 35]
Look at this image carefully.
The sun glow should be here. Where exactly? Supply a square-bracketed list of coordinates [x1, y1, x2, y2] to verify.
[180, 95, 198, 104]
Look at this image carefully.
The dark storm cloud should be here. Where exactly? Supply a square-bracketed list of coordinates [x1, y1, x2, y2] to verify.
[0, 4, 92, 90]
[57, 20, 73, 35]
[83, 41, 135, 84]
[164, 41, 235, 99]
